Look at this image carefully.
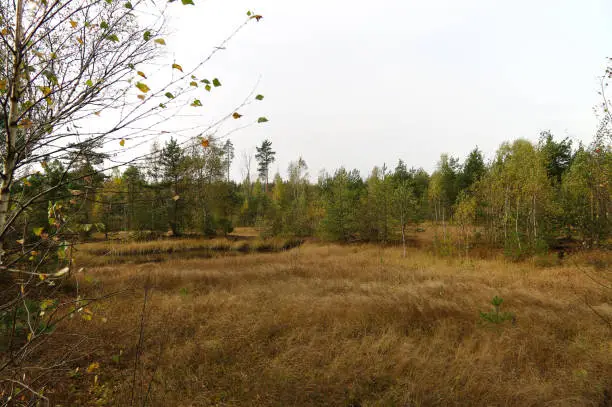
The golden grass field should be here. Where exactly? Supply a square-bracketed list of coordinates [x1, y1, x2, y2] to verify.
[53, 237, 611, 406]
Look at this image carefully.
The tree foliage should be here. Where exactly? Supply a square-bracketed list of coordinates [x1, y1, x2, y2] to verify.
[255, 139, 275, 191]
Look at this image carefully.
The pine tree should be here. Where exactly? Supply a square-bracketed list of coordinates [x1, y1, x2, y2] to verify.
[458, 147, 486, 193]
[255, 139, 276, 192]
[538, 131, 573, 185]
[160, 137, 185, 235]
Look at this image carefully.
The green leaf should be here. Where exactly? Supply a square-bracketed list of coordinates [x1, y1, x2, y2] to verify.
[191, 99, 202, 107]
[257, 117, 269, 123]
[124, 2, 132, 9]
[205, 84, 211, 92]
[172, 63, 183, 72]
[106, 34, 119, 42]
[33, 227, 44, 236]
[247, 10, 252, 16]
[255, 94, 264, 101]
[143, 30, 151, 41]
[85, 79, 93, 87]
[154, 38, 166, 45]
[159, 103, 167, 108]
[135, 82, 150, 93]
[100, 21, 108, 29]
[181, 0, 194, 4]
[128, 63, 135, 70]
[200, 79, 210, 84]
[164, 92, 174, 99]
[212, 78, 221, 87]
[42, 70, 58, 85]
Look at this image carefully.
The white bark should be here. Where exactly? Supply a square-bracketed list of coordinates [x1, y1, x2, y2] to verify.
[0, 0, 24, 263]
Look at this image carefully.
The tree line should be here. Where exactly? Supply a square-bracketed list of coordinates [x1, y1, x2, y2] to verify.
[10, 130, 610, 258]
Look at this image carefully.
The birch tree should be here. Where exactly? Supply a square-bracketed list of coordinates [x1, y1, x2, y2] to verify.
[0, 0, 267, 400]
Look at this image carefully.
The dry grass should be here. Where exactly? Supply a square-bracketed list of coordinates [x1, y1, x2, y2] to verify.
[77, 236, 302, 266]
[54, 243, 611, 406]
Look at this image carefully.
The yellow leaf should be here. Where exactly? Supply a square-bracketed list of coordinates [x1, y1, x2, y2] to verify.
[172, 195, 180, 201]
[201, 138, 209, 148]
[38, 273, 47, 281]
[135, 82, 150, 93]
[20, 284, 25, 294]
[154, 38, 166, 45]
[70, 20, 78, 28]
[232, 112, 242, 119]
[86, 362, 100, 373]
[172, 63, 183, 72]
[120, 139, 125, 146]
[77, 37, 83, 45]
[137, 94, 145, 101]
[137, 71, 147, 79]
[1, 28, 8, 36]
[0, 79, 7, 91]
[16, 239, 24, 245]
[27, 332, 33, 342]
[94, 111, 101, 116]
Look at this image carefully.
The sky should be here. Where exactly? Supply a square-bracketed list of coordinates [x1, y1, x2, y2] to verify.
[155, 0, 612, 180]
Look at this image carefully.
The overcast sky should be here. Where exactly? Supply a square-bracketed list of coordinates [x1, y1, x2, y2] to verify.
[159, 0, 612, 180]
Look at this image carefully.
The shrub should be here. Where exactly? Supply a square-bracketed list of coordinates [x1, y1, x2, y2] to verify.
[479, 296, 515, 325]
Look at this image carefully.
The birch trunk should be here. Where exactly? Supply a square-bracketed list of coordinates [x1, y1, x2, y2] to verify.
[0, 0, 25, 263]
